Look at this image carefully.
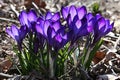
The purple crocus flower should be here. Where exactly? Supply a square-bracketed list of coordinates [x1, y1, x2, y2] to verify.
[35, 18, 50, 37]
[35, 12, 68, 50]
[35, 12, 61, 37]
[61, 5, 93, 43]
[19, 10, 37, 31]
[6, 25, 28, 49]
[47, 22, 68, 50]
[93, 14, 114, 43]
[45, 12, 60, 22]
[61, 5, 87, 21]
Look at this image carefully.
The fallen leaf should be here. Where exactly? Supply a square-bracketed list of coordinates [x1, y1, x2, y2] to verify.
[93, 51, 106, 64]
[0, 59, 12, 72]
[24, 0, 46, 10]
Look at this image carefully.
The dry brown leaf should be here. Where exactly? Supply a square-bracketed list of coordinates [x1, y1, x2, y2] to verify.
[0, 59, 12, 72]
[24, 0, 46, 10]
[93, 51, 106, 64]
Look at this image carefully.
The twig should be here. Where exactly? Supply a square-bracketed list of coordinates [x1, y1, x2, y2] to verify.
[32, 2, 42, 15]
[104, 34, 120, 50]
[58, 67, 74, 79]
[102, 34, 120, 53]
[106, 32, 118, 39]
[0, 73, 13, 79]
[114, 34, 120, 49]
[10, 4, 19, 17]
[0, 17, 19, 23]
[108, 58, 117, 76]
[103, 38, 115, 44]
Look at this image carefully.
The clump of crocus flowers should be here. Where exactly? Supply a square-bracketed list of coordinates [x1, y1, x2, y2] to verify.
[6, 5, 114, 79]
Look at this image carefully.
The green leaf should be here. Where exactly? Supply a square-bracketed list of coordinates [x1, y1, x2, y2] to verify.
[93, 3, 99, 12]
[84, 39, 103, 70]
[92, 2, 101, 15]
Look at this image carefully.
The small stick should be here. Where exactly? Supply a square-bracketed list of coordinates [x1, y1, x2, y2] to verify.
[0, 17, 19, 23]
[58, 67, 74, 79]
[0, 73, 13, 78]
[10, 4, 19, 17]
[114, 34, 120, 49]
[32, 2, 42, 15]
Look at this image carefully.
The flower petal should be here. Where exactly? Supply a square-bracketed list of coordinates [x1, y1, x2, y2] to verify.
[45, 12, 52, 20]
[36, 24, 43, 35]
[36, 18, 44, 35]
[61, 6, 69, 19]
[61, 33, 67, 40]
[51, 21, 60, 32]
[51, 30, 56, 38]
[20, 25, 28, 39]
[77, 6, 87, 19]
[6, 27, 15, 39]
[44, 20, 50, 36]
[51, 12, 60, 21]
[98, 17, 106, 30]
[10, 25, 20, 43]
[11, 25, 19, 37]
[27, 10, 37, 22]
[19, 10, 28, 26]
[87, 20, 93, 32]
[104, 20, 114, 34]
[75, 20, 82, 29]
[69, 5, 77, 20]
[96, 13, 102, 20]
[55, 34, 62, 43]
[87, 13, 93, 21]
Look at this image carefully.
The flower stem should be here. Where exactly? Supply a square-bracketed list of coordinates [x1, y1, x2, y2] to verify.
[49, 51, 55, 78]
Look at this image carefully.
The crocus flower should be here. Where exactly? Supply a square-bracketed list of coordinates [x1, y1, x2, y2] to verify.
[93, 14, 114, 43]
[19, 10, 37, 31]
[6, 25, 28, 49]
[47, 22, 68, 50]
[61, 5, 93, 43]
[35, 11, 61, 37]
[35, 12, 68, 50]
[61, 5, 87, 21]
[45, 12, 60, 22]
[35, 18, 50, 37]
